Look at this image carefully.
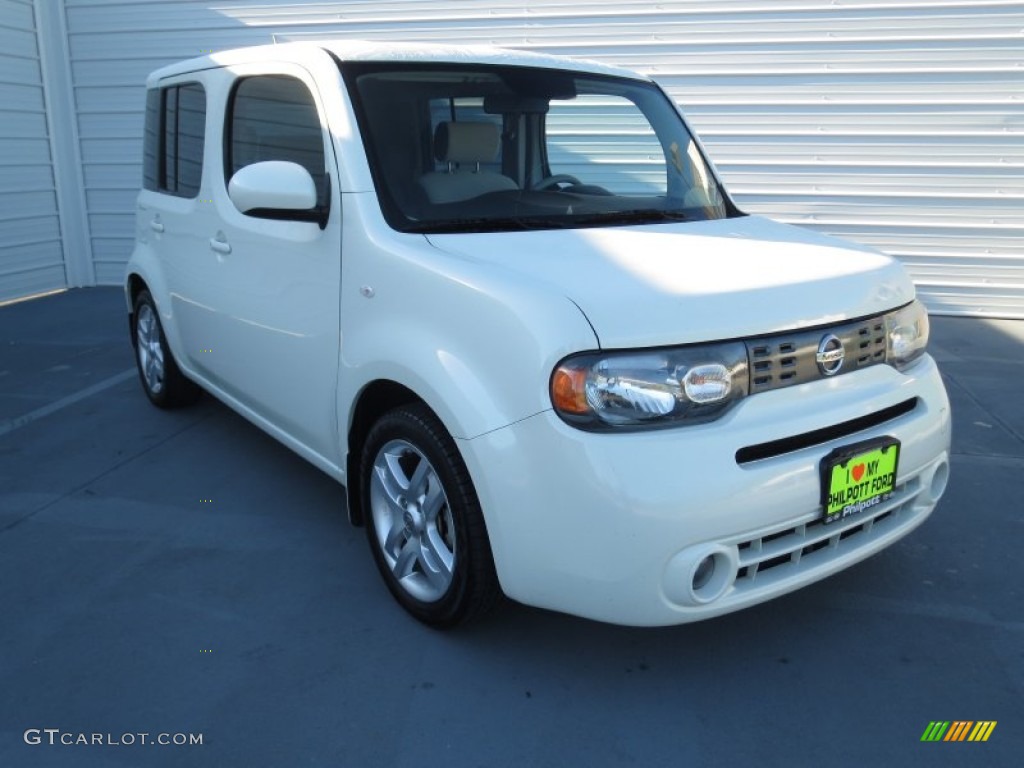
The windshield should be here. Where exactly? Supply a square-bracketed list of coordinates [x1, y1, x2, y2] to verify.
[341, 62, 739, 234]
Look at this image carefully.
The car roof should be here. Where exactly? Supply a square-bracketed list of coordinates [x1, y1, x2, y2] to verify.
[146, 40, 648, 85]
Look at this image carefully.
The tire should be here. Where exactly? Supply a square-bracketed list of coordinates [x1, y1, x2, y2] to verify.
[361, 404, 500, 627]
[132, 289, 201, 408]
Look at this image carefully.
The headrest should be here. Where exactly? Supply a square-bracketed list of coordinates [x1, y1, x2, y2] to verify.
[433, 121, 500, 165]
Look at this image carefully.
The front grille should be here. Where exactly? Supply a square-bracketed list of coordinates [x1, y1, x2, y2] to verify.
[746, 314, 887, 394]
[730, 474, 923, 590]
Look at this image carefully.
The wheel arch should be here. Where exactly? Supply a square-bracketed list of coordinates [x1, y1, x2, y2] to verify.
[126, 273, 149, 343]
[345, 379, 424, 526]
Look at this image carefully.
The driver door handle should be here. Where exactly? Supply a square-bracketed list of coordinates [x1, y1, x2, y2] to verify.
[209, 235, 231, 255]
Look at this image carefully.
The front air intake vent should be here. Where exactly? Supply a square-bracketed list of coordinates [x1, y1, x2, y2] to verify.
[735, 398, 918, 464]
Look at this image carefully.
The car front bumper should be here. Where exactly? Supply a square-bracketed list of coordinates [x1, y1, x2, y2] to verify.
[459, 355, 952, 626]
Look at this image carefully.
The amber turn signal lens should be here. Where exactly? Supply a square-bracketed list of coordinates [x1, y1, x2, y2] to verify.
[551, 367, 590, 414]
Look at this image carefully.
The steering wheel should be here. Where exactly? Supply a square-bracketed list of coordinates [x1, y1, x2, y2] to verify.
[533, 174, 582, 191]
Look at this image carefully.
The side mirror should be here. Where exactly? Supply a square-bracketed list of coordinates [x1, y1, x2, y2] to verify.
[228, 161, 317, 217]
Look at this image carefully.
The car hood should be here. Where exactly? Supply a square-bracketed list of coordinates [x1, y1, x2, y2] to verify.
[425, 215, 915, 348]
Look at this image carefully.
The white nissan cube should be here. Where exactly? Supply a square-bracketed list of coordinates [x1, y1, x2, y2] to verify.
[125, 41, 951, 627]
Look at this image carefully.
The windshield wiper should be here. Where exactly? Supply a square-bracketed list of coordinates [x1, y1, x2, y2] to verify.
[571, 209, 692, 226]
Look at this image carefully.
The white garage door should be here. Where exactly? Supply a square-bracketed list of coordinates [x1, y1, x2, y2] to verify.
[0, 0, 66, 303]
[63, 0, 1024, 317]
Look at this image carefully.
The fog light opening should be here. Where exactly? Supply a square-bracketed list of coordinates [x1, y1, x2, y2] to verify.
[663, 545, 738, 607]
[689, 549, 735, 604]
[928, 460, 950, 503]
[692, 555, 716, 591]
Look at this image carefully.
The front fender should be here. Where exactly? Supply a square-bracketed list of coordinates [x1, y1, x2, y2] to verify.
[338, 209, 599, 441]
[339, 291, 596, 441]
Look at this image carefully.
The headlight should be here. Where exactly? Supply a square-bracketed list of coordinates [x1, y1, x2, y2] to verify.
[551, 342, 748, 430]
[886, 299, 929, 371]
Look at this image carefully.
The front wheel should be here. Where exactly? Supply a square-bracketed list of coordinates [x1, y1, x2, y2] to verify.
[361, 405, 500, 627]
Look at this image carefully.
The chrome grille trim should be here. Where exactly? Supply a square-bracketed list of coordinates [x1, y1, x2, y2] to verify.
[746, 314, 887, 394]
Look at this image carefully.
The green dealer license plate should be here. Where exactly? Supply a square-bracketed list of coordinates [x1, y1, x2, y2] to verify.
[820, 437, 900, 525]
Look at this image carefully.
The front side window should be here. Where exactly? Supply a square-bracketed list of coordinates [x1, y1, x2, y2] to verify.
[142, 82, 205, 198]
[343, 63, 737, 234]
[226, 75, 328, 211]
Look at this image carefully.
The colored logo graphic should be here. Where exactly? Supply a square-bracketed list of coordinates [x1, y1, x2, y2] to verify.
[920, 721, 996, 742]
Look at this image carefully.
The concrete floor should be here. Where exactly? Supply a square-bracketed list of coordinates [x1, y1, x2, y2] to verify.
[0, 287, 1021, 767]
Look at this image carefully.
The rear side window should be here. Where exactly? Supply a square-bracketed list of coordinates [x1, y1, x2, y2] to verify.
[142, 90, 160, 191]
[142, 82, 206, 197]
[226, 75, 327, 209]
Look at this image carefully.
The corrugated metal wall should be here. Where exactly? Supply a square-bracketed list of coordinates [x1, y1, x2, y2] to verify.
[0, 0, 65, 303]
[62, 0, 1024, 316]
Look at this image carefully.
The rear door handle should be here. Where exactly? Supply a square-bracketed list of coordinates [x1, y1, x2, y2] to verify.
[209, 237, 231, 255]
[150, 220, 164, 233]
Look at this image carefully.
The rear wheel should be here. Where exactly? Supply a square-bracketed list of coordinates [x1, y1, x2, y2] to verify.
[362, 404, 500, 627]
[132, 289, 201, 408]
